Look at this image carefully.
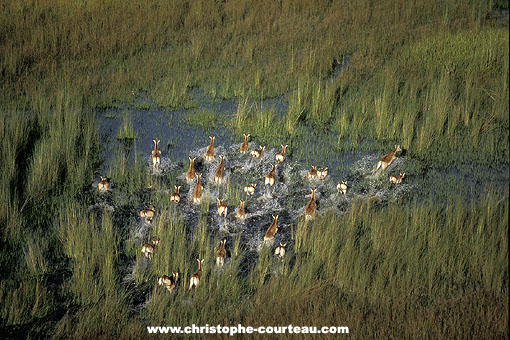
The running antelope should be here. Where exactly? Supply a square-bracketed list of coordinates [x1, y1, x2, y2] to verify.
[98, 176, 109, 192]
[170, 185, 181, 203]
[251, 145, 265, 159]
[265, 164, 277, 187]
[141, 237, 159, 259]
[152, 139, 161, 169]
[192, 173, 203, 204]
[304, 189, 317, 220]
[275, 144, 288, 164]
[216, 240, 226, 267]
[337, 181, 348, 195]
[140, 205, 155, 222]
[307, 165, 318, 180]
[318, 167, 328, 180]
[389, 173, 405, 184]
[264, 215, 279, 242]
[189, 259, 204, 291]
[186, 157, 196, 183]
[217, 198, 228, 218]
[236, 200, 246, 219]
[214, 156, 225, 184]
[158, 272, 179, 293]
[244, 183, 256, 196]
[205, 136, 215, 161]
[240, 133, 250, 154]
[274, 243, 286, 260]
[372, 145, 402, 175]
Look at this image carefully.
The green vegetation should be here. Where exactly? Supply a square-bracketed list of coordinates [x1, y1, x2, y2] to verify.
[0, 0, 508, 339]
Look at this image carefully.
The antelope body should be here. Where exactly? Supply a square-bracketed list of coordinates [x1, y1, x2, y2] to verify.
[140, 205, 155, 222]
[170, 185, 181, 203]
[240, 133, 250, 154]
[158, 272, 179, 293]
[98, 176, 109, 192]
[205, 136, 215, 161]
[337, 181, 348, 195]
[318, 167, 328, 180]
[274, 243, 286, 259]
[264, 215, 279, 241]
[307, 165, 318, 180]
[389, 172, 405, 184]
[275, 144, 288, 163]
[216, 240, 226, 267]
[186, 157, 196, 183]
[304, 189, 317, 220]
[192, 173, 203, 204]
[214, 156, 225, 184]
[251, 145, 265, 159]
[189, 259, 204, 291]
[244, 184, 256, 196]
[236, 200, 246, 219]
[152, 139, 161, 169]
[217, 198, 228, 218]
[265, 164, 277, 187]
[141, 237, 159, 259]
[372, 145, 402, 175]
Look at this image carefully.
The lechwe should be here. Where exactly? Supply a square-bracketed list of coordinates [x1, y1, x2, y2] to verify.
[274, 243, 286, 260]
[244, 183, 256, 196]
[140, 205, 155, 223]
[141, 237, 159, 259]
[264, 215, 279, 242]
[152, 139, 161, 170]
[236, 200, 246, 219]
[275, 144, 288, 164]
[337, 181, 348, 195]
[250, 145, 265, 159]
[186, 157, 196, 183]
[98, 176, 109, 192]
[389, 172, 405, 184]
[216, 240, 226, 267]
[264, 164, 277, 187]
[214, 156, 226, 184]
[372, 145, 402, 175]
[304, 189, 317, 220]
[240, 133, 250, 154]
[192, 173, 203, 204]
[158, 272, 179, 293]
[307, 165, 318, 180]
[205, 136, 215, 161]
[216, 198, 228, 218]
[170, 185, 181, 203]
[189, 259, 204, 291]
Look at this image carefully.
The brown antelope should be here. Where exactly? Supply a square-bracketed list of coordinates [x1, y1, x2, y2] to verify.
[152, 139, 161, 169]
[244, 183, 256, 196]
[216, 240, 226, 267]
[189, 259, 204, 291]
[158, 272, 179, 293]
[318, 167, 328, 180]
[274, 243, 286, 259]
[389, 173, 405, 184]
[304, 189, 317, 220]
[98, 176, 109, 192]
[240, 133, 250, 154]
[275, 144, 288, 163]
[214, 156, 225, 184]
[307, 165, 318, 180]
[192, 173, 203, 204]
[372, 145, 402, 175]
[236, 200, 246, 219]
[264, 215, 279, 241]
[186, 157, 196, 183]
[170, 185, 181, 203]
[140, 205, 155, 222]
[251, 145, 265, 159]
[264, 164, 277, 187]
[205, 136, 215, 161]
[337, 181, 348, 195]
[217, 198, 228, 218]
[141, 237, 159, 259]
